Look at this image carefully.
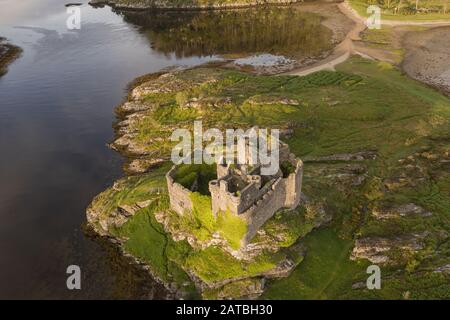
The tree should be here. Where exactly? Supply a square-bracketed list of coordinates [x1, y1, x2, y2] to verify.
[395, 0, 403, 14]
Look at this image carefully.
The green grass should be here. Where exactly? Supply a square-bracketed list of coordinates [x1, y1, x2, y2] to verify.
[113, 202, 280, 286]
[173, 164, 216, 195]
[185, 246, 284, 284]
[88, 163, 171, 223]
[359, 27, 405, 63]
[126, 58, 450, 160]
[115, 204, 169, 278]
[255, 207, 316, 248]
[280, 160, 296, 178]
[262, 228, 368, 299]
[113, 199, 199, 297]
[349, 0, 450, 21]
[182, 191, 248, 249]
[189, 192, 216, 240]
[339, 266, 450, 299]
[216, 210, 248, 249]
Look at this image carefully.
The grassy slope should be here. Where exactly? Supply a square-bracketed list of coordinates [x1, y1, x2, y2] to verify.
[262, 228, 368, 299]
[265, 58, 450, 299]
[91, 56, 450, 298]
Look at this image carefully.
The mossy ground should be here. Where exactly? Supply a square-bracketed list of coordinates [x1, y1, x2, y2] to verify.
[90, 56, 450, 299]
[173, 163, 217, 195]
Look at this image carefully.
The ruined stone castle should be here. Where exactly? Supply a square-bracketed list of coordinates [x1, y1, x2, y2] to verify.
[166, 141, 303, 247]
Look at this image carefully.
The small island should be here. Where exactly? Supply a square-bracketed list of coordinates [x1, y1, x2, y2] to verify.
[0, 38, 21, 77]
[87, 55, 450, 298]
[88, 122, 329, 299]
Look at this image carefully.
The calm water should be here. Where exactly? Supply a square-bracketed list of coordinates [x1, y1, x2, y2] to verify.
[120, 7, 332, 58]
[0, 0, 216, 299]
[0, 0, 332, 299]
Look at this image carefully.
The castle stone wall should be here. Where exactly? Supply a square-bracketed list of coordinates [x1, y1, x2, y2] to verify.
[284, 159, 303, 209]
[241, 178, 286, 245]
[237, 180, 262, 214]
[241, 158, 303, 245]
[216, 164, 229, 179]
[166, 167, 193, 215]
[166, 145, 304, 248]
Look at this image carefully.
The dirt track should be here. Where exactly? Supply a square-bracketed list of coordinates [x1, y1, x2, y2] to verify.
[286, 1, 366, 76]
[287, 1, 450, 97]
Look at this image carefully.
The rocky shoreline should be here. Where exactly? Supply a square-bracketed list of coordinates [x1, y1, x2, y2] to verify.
[90, 0, 303, 11]
[84, 222, 186, 298]
[402, 26, 450, 98]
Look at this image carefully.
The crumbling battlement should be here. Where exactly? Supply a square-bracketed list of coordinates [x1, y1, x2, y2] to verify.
[240, 158, 303, 245]
[166, 142, 303, 247]
[166, 166, 194, 215]
[209, 155, 303, 245]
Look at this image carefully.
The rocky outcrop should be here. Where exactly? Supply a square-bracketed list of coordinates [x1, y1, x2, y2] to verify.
[303, 151, 377, 162]
[124, 158, 167, 174]
[246, 95, 300, 106]
[305, 162, 370, 193]
[187, 246, 303, 299]
[434, 264, 450, 274]
[214, 278, 265, 299]
[351, 233, 427, 264]
[372, 203, 432, 220]
[384, 147, 450, 192]
[182, 96, 232, 110]
[87, 198, 154, 235]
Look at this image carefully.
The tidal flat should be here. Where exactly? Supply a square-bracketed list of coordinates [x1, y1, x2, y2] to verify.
[354, 25, 450, 97]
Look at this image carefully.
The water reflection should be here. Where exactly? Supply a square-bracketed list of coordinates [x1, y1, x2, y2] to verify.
[116, 6, 334, 58]
[0, 1, 214, 299]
